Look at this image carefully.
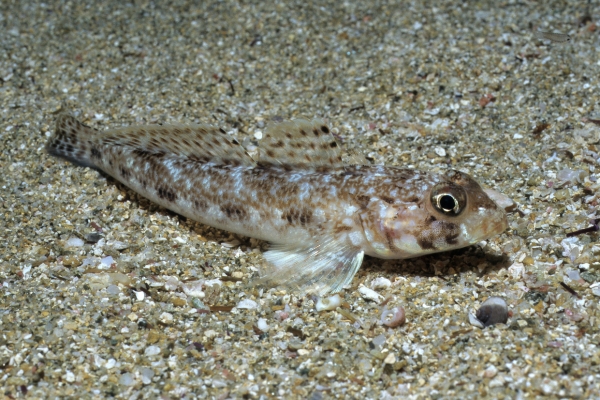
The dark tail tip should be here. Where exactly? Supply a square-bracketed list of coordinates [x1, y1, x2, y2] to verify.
[46, 114, 98, 168]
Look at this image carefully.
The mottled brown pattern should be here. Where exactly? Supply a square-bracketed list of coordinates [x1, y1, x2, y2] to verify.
[47, 114, 508, 294]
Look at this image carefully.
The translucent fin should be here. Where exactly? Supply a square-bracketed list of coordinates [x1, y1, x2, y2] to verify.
[343, 147, 370, 166]
[46, 114, 100, 168]
[259, 238, 365, 295]
[100, 123, 256, 166]
[256, 119, 346, 168]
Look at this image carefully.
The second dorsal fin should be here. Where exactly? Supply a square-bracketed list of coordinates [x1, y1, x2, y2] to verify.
[256, 119, 346, 168]
[100, 124, 256, 166]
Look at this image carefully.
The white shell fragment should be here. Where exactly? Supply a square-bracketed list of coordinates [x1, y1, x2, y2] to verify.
[370, 277, 392, 290]
[257, 318, 269, 332]
[315, 294, 342, 311]
[474, 296, 509, 327]
[483, 188, 516, 212]
[66, 237, 84, 247]
[468, 312, 485, 329]
[106, 240, 129, 250]
[236, 299, 258, 309]
[358, 285, 384, 302]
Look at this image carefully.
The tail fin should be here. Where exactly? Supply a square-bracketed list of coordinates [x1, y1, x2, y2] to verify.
[46, 114, 99, 168]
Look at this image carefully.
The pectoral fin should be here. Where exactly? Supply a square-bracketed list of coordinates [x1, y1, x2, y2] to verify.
[258, 239, 365, 296]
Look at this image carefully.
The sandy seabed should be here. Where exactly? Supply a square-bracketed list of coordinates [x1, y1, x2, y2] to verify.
[1, 0, 600, 398]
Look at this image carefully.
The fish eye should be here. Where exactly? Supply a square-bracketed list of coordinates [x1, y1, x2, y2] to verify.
[438, 194, 457, 212]
[431, 183, 466, 216]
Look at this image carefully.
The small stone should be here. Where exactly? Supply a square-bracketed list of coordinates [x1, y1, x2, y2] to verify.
[315, 294, 342, 311]
[64, 371, 75, 383]
[181, 280, 205, 297]
[171, 296, 187, 307]
[434, 146, 446, 157]
[144, 345, 161, 356]
[140, 367, 154, 385]
[384, 353, 396, 364]
[236, 299, 258, 309]
[106, 240, 129, 250]
[370, 277, 392, 290]
[147, 331, 161, 344]
[164, 276, 179, 291]
[119, 372, 135, 386]
[475, 297, 509, 327]
[159, 312, 174, 324]
[85, 233, 102, 243]
[358, 285, 383, 302]
[204, 329, 218, 339]
[106, 284, 120, 295]
[483, 365, 498, 378]
[100, 256, 114, 267]
[372, 334, 386, 347]
[66, 237, 84, 248]
[257, 318, 269, 332]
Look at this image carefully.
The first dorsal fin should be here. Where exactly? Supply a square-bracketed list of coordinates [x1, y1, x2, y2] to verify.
[256, 119, 347, 168]
[100, 124, 256, 166]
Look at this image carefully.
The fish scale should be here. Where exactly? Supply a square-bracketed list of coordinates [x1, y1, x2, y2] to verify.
[46, 113, 508, 295]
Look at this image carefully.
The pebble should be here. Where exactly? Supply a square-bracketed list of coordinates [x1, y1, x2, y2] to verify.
[475, 297, 509, 327]
[380, 306, 406, 328]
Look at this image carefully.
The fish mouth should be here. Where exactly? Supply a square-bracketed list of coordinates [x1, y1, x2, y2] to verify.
[475, 211, 509, 243]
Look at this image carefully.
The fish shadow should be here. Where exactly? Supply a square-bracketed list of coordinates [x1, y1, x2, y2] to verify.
[360, 245, 512, 282]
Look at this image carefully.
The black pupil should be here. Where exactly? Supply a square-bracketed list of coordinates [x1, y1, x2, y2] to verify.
[439, 195, 456, 211]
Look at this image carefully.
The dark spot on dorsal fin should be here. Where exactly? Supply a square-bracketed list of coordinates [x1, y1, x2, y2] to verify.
[90, 147, 101, 159]
[312, 128, 319, 136]
[321, 125, 330, 134]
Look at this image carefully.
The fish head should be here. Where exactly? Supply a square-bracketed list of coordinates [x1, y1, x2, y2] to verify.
[360, 170, 508, 258]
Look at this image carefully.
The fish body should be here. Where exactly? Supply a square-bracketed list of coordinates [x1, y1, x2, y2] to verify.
[47, 115, 508, 294]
